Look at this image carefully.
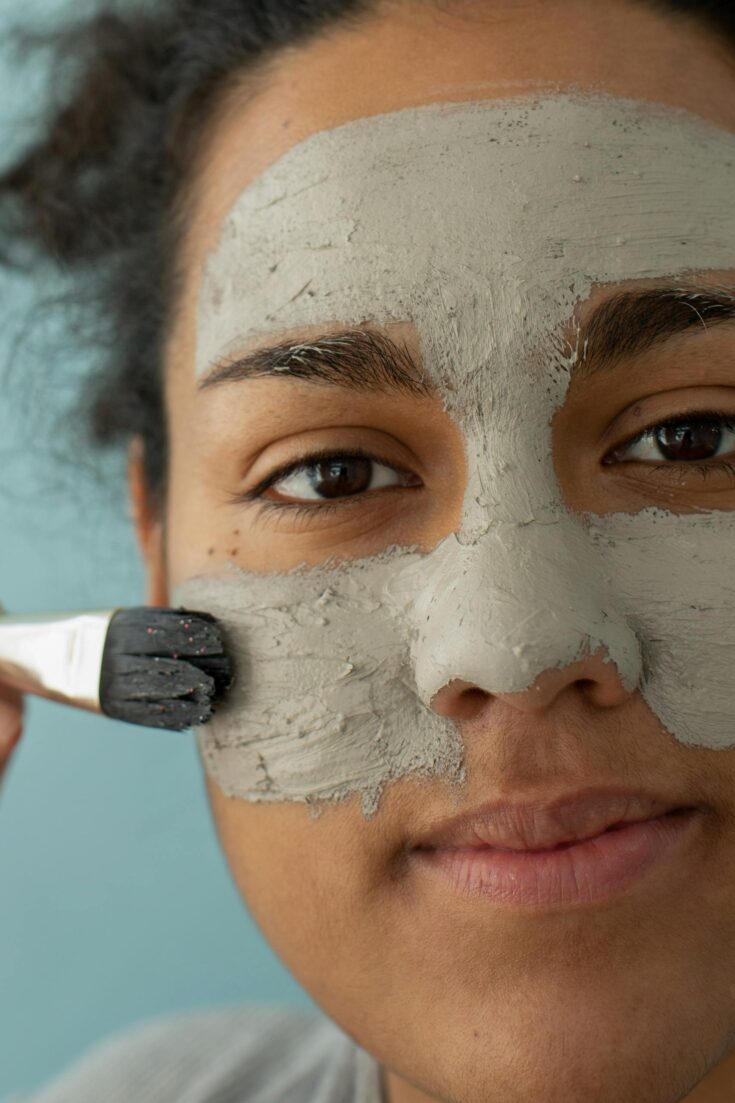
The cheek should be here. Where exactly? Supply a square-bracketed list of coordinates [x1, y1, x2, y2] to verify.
[589, 510, 735, 749]
[208, 784, 331, 953]
[165, 441, 261, 583]
[174, 560, 466, 816]
[165, 498, 222, 585]
[209, 783, 307, 895]
[206, 779, 396, 991]
[164, 391, 224, 583]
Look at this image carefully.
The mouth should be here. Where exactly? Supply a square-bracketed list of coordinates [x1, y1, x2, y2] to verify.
[413, 787, 698, 851]
[411, 788, 706, 909]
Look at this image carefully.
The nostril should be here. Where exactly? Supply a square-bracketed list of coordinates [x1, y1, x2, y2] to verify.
[459, 688, 490, 716]
[430, 682, 490, 720]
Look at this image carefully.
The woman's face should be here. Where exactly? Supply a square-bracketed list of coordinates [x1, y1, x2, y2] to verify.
[137, 2, 735, 1100]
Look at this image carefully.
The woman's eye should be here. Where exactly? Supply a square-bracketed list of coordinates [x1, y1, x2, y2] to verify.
[255, 452, 421, 506]
[605, 412, 735, 468]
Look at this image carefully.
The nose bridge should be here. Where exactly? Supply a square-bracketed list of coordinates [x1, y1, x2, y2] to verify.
[402, 517, 641, 709]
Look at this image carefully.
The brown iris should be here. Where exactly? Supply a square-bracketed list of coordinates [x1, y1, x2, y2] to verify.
[304, 457, 373, 499]
[654, 419, 723, 463]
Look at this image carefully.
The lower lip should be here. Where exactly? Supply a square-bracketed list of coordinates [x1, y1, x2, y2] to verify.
[414, 809, 702, 909]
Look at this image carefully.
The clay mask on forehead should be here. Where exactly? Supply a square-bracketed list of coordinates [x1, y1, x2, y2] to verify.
[176, 93, 735, 818]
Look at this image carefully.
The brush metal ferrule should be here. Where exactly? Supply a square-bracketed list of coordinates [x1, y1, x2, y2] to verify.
[0, 611, 116, 712]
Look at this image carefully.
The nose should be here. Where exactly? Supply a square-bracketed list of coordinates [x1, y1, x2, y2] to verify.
[429, 646, 632, 721]
[401, 517, 642, 718]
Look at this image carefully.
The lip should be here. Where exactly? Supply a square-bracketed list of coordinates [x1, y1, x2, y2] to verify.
[414, 788, 693, 851]
[412, 787, 705, 908]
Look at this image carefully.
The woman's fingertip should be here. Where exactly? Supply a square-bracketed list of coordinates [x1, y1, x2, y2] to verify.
[0, 726, 22, 757]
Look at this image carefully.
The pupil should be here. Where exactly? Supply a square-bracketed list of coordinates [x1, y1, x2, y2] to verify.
[307, 458, 372, 498]
[656, 420, 722, 463]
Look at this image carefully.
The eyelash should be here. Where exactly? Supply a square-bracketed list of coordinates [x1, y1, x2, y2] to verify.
[235, 446, 416, 522]
[235, 409, 735, 521]
[608, 407, 735, 481]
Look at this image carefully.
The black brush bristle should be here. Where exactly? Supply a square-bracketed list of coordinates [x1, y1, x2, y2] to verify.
[99, 609, 233, 730]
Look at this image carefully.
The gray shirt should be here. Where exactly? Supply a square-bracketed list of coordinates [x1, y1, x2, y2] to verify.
[5, 1008, 386, 1103]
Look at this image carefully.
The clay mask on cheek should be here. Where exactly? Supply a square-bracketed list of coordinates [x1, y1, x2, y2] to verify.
[175, 94, 735, 818]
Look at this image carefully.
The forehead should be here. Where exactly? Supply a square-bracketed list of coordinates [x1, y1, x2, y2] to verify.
[196, 94, 735, 382]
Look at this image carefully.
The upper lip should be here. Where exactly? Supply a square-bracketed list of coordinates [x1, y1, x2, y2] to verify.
[414, 788, 695, 853]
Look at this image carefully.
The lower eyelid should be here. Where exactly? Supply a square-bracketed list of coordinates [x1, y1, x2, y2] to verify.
[250, 483, 422, 528]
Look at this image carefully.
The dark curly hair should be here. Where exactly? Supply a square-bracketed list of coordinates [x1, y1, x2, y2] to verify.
[0, 0, 734, 509]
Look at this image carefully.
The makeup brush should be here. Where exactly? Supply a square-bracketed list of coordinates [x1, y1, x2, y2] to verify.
[0, 608, 232, 730]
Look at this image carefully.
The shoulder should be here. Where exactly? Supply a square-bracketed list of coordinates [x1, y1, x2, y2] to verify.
[13, 1007, 355, 1103]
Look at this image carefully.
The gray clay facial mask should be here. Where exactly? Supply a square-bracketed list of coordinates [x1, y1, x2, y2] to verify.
[175, 93, 735, 818]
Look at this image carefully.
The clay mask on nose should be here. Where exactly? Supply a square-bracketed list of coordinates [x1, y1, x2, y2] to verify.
[175, 93, 735, 818]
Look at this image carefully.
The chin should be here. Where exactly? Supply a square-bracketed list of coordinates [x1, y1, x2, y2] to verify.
[372, 973, 730, 1103]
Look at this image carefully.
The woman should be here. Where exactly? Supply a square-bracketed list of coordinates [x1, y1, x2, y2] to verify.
[2, 0, 735, 1100]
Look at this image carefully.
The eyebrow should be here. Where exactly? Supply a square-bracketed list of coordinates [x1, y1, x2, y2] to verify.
[198, 285, 735, 395]
[198, 329, 434, 398]
[571, 285, 735, 380]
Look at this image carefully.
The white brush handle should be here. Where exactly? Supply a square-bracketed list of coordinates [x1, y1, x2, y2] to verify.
[0, 611, 116, 712]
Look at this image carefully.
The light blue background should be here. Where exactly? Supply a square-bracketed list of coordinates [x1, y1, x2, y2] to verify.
[0, 1, 314, 1096]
